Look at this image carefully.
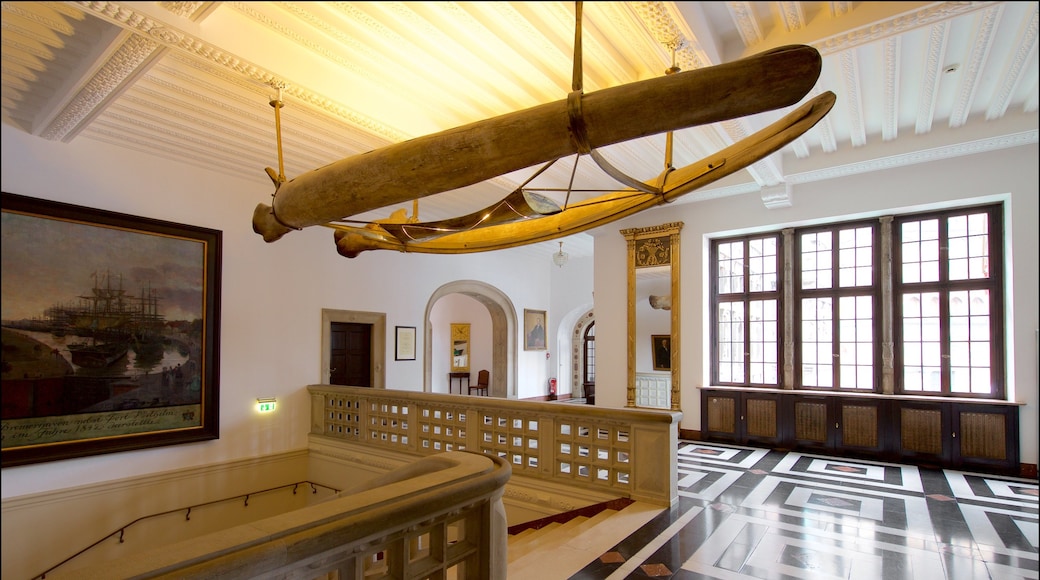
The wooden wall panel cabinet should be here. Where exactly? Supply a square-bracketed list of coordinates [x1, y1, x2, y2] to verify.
[895, 402, 950, 466]
[838, 401, 883, 453]
[789, 397, 830, 450]
[743, 393, 782, 446]
[702, 392, 740, 442]
[952, 403, 1019, 474]
[786, 396, 885, 457]
[700, 390, 782, 446]
[699, 388, 1019, 476]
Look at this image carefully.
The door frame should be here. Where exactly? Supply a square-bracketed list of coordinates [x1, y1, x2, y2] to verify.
[321, 309, 386, 388]
[424, 280, 517, 398]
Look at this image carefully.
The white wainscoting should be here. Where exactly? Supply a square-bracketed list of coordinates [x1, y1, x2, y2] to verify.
[635, 372, 671, 409]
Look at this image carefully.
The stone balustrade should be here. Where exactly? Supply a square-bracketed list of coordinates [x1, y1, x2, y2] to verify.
[309, 385, 681, 506]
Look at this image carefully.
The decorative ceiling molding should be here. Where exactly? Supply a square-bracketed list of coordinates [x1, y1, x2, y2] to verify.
[41, 33, 162, 142]
[760, 183, 792, 209]
[882, 36, 900, 142]
[840, 50, 867, 148]
[786, 130, 1039, 184]
[3, 1, 1034, 262]
[985, 4, 1038, 121]
[687, 129, 1038, 203]
[916, 21, 948, 135]
[728, 2, 763, 48]
[813, 2, 998, 56]
[949, 4, 1002, 128]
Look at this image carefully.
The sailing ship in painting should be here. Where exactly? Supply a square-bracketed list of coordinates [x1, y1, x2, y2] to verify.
[42, 271, 166, 368]
[1, 270, 205, 420]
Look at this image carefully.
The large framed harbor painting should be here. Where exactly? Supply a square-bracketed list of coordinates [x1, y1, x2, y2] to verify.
[1, 192, 221, 467]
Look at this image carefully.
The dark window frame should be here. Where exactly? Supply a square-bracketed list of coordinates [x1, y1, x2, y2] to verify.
[793, 219, 882, 392]
[709, 233, 783, 387]
[708, 203, 1006, 400]
[892, 203, 1005, 399]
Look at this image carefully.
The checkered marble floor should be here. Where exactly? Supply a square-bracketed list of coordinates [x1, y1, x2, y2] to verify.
[571, 441, 1038, 579]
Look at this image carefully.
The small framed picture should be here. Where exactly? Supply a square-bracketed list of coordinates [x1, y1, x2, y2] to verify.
[395, 326, 416, 361]
[652, 334, 671, 371]
[524, 309, 547, 351]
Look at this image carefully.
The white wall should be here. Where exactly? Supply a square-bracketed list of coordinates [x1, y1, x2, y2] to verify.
[549, 253, 594, 396]
[0, 124, 573, 501]
[593, 143, 1039, 465]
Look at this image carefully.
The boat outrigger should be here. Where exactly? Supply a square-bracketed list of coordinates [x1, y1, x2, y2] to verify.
[251, 3, 834, 257]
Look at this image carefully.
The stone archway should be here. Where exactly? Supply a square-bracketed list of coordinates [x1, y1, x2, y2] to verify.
[423, 280, 518, 398]
[570, 309, 594, 399]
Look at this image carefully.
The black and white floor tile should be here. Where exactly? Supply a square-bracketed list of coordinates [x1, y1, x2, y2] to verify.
[572, 441, 1038, 579]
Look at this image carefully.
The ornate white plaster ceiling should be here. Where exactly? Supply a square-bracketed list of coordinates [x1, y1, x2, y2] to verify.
[2, 2, 1037, 261]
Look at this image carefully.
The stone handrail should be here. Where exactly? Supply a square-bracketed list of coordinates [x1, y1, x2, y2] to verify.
[49, 451, 511, 579]
[309, 385, 681, 506]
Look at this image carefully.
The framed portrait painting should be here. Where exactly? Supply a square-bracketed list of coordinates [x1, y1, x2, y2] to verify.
[1, 192, 222, 467]
[652, 334, 671, 371]
[524, 309, 547, 351]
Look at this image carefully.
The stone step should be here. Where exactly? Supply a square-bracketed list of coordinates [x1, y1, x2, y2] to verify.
[506, 501, 663, 580]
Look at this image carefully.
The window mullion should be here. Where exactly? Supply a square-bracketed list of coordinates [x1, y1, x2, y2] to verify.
[879, 216, 894, 394]
[938, 220, 952, 395]
[782, 227, 795, 389]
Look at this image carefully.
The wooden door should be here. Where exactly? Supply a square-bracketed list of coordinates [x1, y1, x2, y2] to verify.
[330, 322, 372, 387]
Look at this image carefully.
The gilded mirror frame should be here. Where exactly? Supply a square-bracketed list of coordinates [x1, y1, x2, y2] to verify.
[621, 222, 682, 410]
[450, 323, 470, 372]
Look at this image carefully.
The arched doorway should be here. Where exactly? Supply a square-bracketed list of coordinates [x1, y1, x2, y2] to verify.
[570, 310, 594, 402]
[423, 280, 517, 398]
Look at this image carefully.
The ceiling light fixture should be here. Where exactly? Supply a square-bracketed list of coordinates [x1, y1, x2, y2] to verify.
[553, 241, 569, 268]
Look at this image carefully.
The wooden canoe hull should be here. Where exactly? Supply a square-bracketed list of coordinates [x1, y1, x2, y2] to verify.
[331, 92, 837, 257]
[253, 45, 824, 242]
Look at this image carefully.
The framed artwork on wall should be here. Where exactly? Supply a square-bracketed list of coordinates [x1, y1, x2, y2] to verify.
[395, 326, 416, 361]
[450, 323, 470, 372]
[524, 309, 547, 351]
[652, 334, 671, 371]
[1, 192, 222, 467]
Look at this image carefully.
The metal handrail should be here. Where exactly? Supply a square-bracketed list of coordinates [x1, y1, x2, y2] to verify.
[46, 452, 510, 580]
[35, 480, 339, 579]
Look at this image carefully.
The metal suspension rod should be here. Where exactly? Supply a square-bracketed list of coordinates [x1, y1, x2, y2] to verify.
[270, 85, 286, 184]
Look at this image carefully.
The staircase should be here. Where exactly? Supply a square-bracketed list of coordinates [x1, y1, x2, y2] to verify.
[506, 500, 663, 579]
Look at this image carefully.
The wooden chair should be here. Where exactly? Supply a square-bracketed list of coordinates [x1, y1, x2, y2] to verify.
[470, 370, 489, 396]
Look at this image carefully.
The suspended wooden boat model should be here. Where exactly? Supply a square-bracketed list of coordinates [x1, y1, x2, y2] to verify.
[332, 91, 834, 257]
[251, 3, 833, 256]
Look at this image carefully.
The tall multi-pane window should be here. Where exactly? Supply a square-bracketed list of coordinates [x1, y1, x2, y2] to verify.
[709, 203, 1005, 399]
[795, 222, 877, 390]
[895, 205, 1003, 398]
[712, 235, 781, 386]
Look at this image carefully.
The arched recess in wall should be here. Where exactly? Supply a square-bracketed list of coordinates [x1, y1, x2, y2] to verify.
[570, 309, 594, 399]
[423, 280, 517, 398]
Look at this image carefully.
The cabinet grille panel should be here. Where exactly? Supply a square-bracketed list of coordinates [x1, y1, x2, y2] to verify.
[901, 408, 942, 454]
[841, 405, 878, 448]
[959, 412, 1007, 460]
[794, 401, 827, 442]
[707, 397, 736, 434]
[746, 399, 777, 438]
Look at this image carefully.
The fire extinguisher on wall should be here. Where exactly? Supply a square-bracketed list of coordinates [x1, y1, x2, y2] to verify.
[548, 378, 557, 401]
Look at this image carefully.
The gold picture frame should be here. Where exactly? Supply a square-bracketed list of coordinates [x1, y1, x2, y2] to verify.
[524, 309, 547, 351]
[450, 323, 470, 372]
[652, 334, 671, 371]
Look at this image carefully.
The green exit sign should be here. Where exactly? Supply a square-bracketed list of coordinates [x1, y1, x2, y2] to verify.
[257, 399, 277, 412]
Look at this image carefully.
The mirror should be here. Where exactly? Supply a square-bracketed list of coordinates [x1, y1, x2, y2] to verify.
[621, 222, 682, 410]
[450, 323, 470, 372]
